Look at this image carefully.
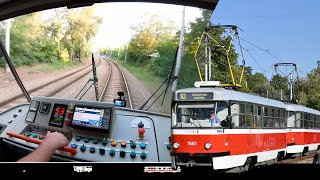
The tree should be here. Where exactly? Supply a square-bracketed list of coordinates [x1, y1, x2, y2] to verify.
[247, 72, 269, 92]
[128, 13, 177, 65]
[63, 7, 102, 62]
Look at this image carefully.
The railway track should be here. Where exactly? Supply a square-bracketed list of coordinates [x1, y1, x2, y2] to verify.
[0, 58, 102, 112]
[99, 58, 133, 109]
[277, 151, 320, 164]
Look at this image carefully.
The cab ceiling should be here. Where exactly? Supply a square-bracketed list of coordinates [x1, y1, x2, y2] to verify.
[0, 0, 219, 21]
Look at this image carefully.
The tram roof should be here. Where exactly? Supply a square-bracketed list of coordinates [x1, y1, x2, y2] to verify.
[285, 103, 320, 115]
[0, 0, 219, 21]
[175, 87, 286, 108]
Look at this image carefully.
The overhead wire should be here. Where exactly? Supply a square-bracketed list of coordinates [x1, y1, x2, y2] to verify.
[228, 33, 268, 75]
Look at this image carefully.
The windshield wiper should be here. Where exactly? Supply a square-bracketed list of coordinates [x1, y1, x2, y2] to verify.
[138, 46, 179, 111]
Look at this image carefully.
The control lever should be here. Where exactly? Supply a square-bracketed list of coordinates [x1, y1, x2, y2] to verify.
[6, 132, 77, 155]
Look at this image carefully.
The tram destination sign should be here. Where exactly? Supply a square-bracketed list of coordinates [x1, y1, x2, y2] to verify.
[177, 92, 213, 100]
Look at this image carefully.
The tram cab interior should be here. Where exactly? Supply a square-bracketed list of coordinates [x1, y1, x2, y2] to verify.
[0, 0, 219, 163]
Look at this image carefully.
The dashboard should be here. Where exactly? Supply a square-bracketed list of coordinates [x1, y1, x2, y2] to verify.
[0, 96, 171, 162]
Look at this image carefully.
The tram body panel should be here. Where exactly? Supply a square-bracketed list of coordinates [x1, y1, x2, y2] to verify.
[172, 129, 286, 155]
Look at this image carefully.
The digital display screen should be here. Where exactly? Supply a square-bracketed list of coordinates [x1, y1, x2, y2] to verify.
[177, 92, 214, 100]
[71, 106, 111, 131]
[49, 104, 68, 127]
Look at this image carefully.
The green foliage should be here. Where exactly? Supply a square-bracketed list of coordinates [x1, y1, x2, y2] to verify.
[60, 48, 70, 63]
[1, 7, 102, 67]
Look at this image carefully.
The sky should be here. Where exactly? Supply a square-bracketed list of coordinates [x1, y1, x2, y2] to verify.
[211, 0, 320, 79]
[92, 2, 202, 50]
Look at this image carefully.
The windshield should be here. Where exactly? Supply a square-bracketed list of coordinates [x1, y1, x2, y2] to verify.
[0, 2, 214, 114]
[172, 101, 228, 128]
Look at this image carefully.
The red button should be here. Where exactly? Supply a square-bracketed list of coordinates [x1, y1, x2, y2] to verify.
[138, 128, 145, 134]
[66, 121, 71, 126]
[68, 113, 73, 119]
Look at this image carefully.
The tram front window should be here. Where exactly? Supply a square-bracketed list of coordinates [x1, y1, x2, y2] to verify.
[173, 102, 228, 128]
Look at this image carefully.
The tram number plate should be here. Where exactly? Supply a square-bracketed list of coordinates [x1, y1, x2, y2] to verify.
[177, 92, 213, 100]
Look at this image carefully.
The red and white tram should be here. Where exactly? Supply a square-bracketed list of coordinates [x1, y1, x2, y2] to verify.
[170, 81, 320, 171]
[285, 103, 320, 154]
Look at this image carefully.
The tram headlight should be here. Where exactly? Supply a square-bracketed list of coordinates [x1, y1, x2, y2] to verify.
[173, 142, 180, 149]
[204, 142, 212, 150]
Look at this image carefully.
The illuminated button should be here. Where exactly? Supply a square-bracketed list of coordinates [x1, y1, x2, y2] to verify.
[121, 141, 127, 147]
[111, 140, 117, 147]
[138, 128, 145, 138]
[120, 150, 126, 157]
[140, 143, 146, 149]
[69, 104, 74, 110]
[32, 134, 38, 138]
[83, 137, 90, 143]
[71, 144, 77, 148]
[167, 144, 171, 150]
[130, 141, 136, 149]
[24, 132, 31, 137]
[39, 135, 45, 139]
[75, 136, 81, 141]
[99, 148, 105, 155]
[67, 113, 73, 119]
[109, 149, 115, 156]
[90, 147, 95, 153]
[102, 138, 108, 145]
[93, 139, 99, 144]
[130, 151, 136, 158]
[66, 121, 71, 127]
[140, 151, 147, 159]
[80, 144, 86, 152]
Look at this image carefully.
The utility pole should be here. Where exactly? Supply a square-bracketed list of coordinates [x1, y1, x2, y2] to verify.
[208, 40, 212, 81]
[124, 43, 128, 63]
[117, 47, 120, 59]
[172, 6, 185, 92]
[289, 72, 293, 101]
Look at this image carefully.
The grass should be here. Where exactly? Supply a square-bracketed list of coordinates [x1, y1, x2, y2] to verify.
[24, 59, 89, 74]
[39, 61, 83, 73]
[116, 59, 172, 114]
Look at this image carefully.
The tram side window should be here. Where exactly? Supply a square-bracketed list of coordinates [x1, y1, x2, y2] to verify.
[311, 114, 315, 129]
[245, 104, 253, 128]
[254, 105, 262, 128]
[317, 116, 320, 129]
[274, 109, 280, 128]
[295, 112, 303, 128]
[287, 111, 295, 128]
[270, 108, 275, 127]
[263, 107, 269, 127]
[304, 113, 311, 129]
[230, 103, 245, 128]
[280, 109, 286, 128]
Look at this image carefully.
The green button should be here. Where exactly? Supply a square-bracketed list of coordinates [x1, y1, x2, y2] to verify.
[93, 139, 98, 144]
[80, 144, 86, 152]
[75, 136, 81, 141]
[32, 134, 38, 138]
[83, 137, 90, 143]
[130, 141, 136, 148]
[167, 144, 171, 150]
[130, 151, 136, 158]
[141, 151, 147, 159]
[109, 149, 115, 156]
[102, 138, 108, 145]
